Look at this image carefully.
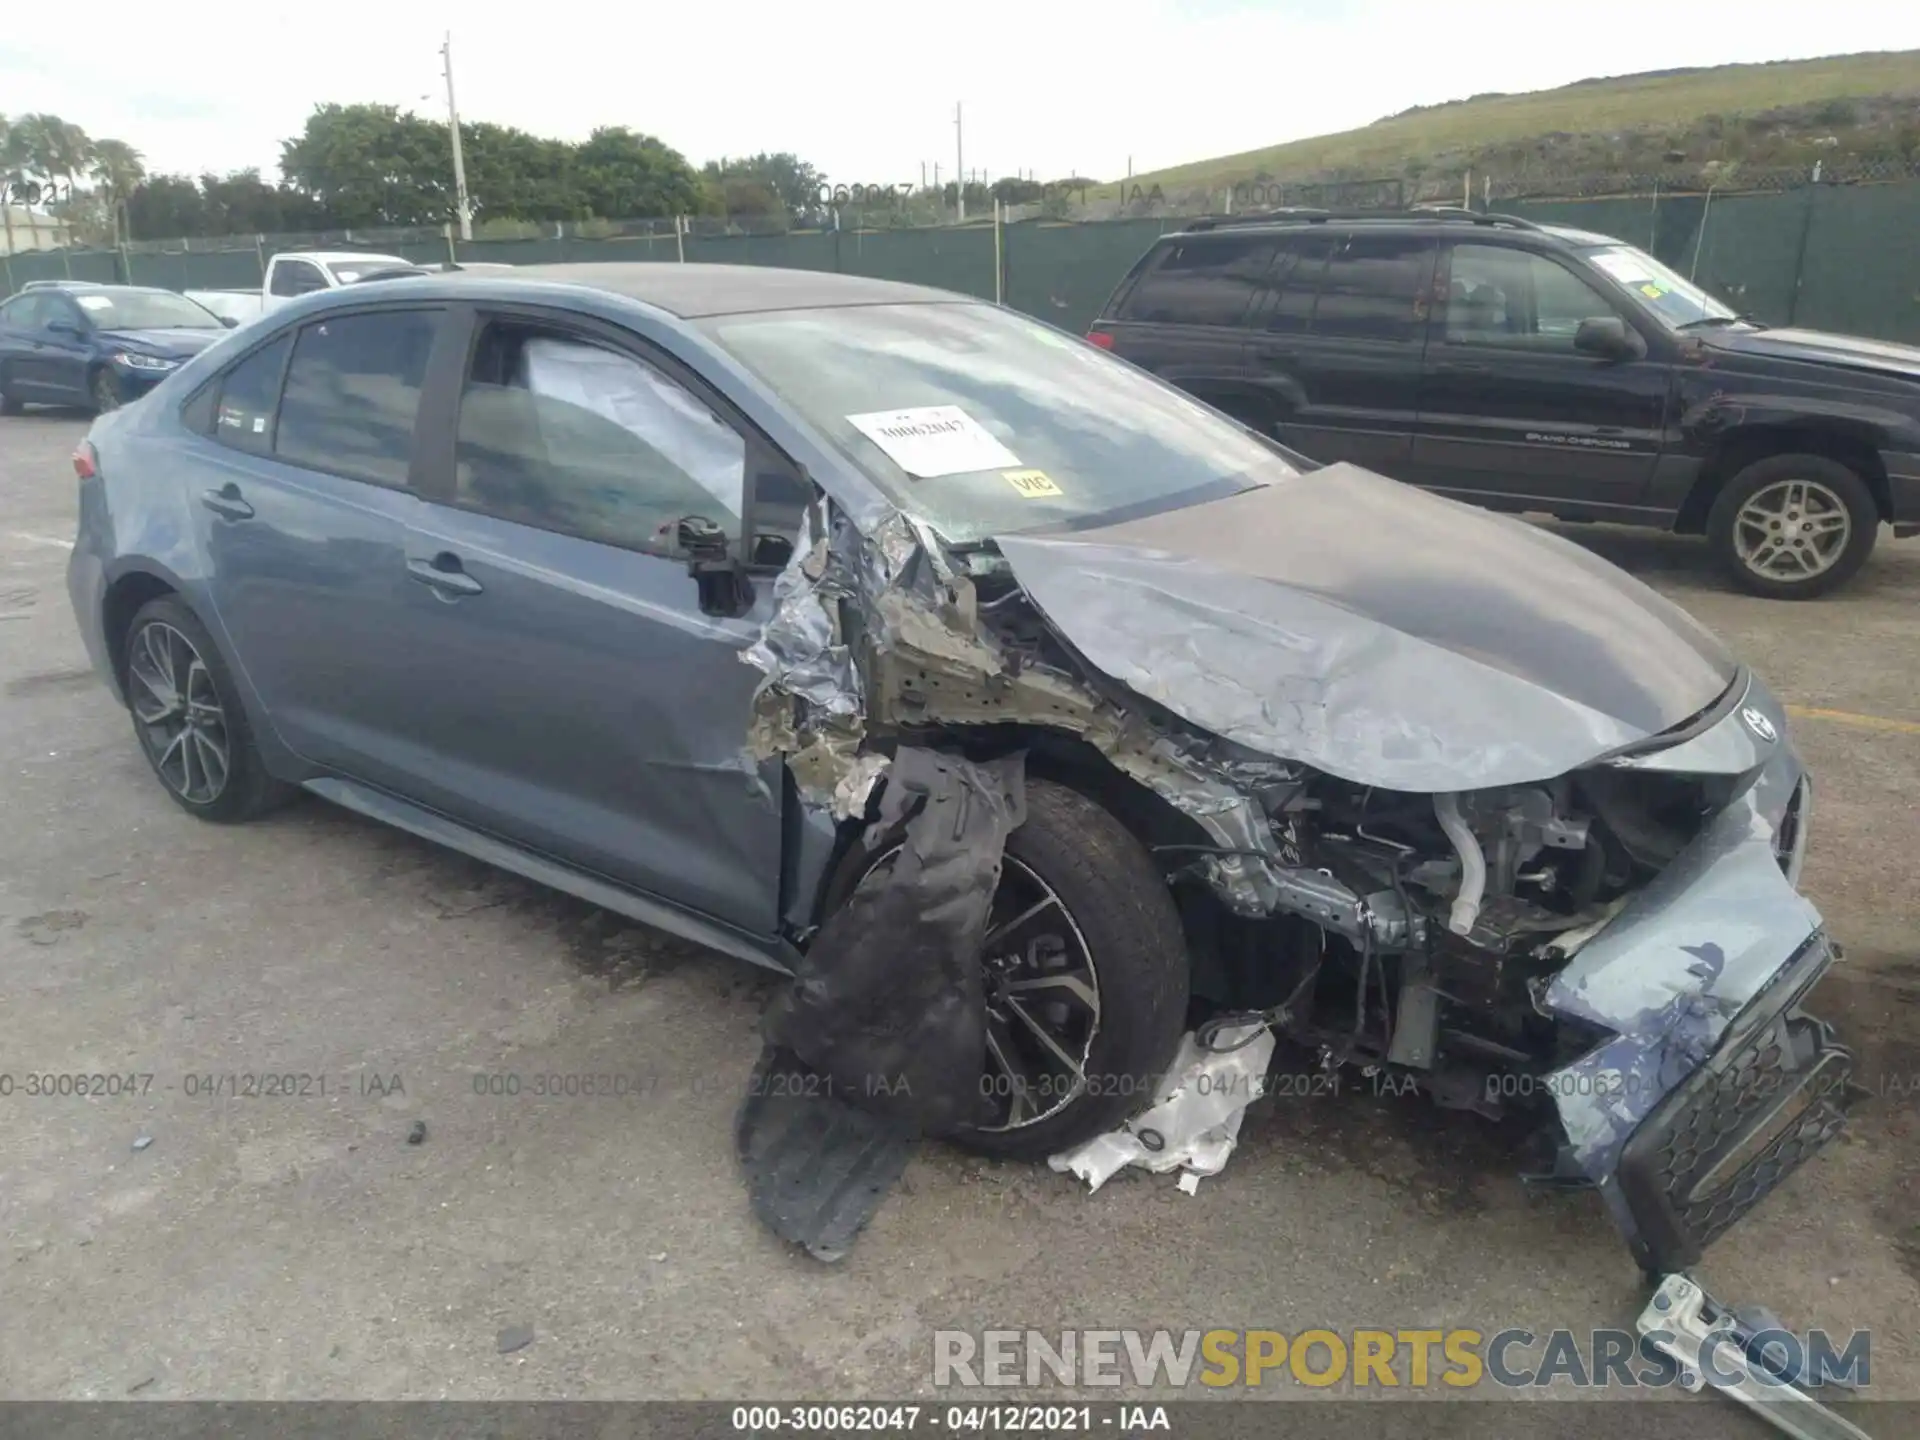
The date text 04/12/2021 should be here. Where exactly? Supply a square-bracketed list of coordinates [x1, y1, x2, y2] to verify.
[730, 1405, 1171, 1432]
[0, 1072, 405, 1099]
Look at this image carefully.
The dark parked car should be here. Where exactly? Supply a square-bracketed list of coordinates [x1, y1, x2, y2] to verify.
[65, 264, 1852, 1274]
[0, 283, 231, 414]
[1090, 207, 1920, 598]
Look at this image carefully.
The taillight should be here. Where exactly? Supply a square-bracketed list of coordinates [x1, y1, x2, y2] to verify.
[1085, 329, 1115, 349]
[73, 442, 97, 480]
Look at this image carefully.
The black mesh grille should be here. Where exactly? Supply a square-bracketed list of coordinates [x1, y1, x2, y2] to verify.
[1616, 935, 1854, 1272]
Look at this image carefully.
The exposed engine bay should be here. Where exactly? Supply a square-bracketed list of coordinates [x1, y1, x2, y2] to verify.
[738, 469, 1856, 1273]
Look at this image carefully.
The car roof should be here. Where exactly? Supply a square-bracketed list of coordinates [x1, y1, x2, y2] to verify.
[1165, 209, 1571, 243]
[438, 261, 967, 318]
[281, 251, 412, 265]
[21, 282, 179, 297]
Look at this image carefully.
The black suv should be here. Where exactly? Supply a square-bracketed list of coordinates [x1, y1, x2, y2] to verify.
[1091, 207, 1920, 598]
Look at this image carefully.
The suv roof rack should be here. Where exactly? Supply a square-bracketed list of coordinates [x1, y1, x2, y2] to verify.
[1185, 206, 1542, 232]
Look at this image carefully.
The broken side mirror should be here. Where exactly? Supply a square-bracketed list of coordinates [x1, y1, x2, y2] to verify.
[676, 515, 755, 618]
[1574, 315, 1644, 361]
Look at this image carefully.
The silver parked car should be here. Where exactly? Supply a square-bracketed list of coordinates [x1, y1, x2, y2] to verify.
[64, 263, 1856, 1273]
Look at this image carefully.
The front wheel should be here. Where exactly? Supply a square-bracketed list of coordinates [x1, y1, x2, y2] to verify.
[1707, 453, 1878, 599]
[90, 367, 121, 414]
[823, 778, 1190, 1161]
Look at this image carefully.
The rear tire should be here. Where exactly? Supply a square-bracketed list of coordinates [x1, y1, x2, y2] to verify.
[822, 777, 1190, 1161]
[1707, 453, 1878, 599]
[122, 595, 294, 823]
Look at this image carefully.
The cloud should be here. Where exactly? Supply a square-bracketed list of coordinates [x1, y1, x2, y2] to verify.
[3, 1, 1917, 185]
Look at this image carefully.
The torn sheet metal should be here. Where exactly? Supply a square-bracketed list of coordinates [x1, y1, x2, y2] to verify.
[1636, 1275, 1872, 1440]
[1050, 1022, 1275, 1192]
[1540, 773, 1825, 1181]
[735, 1044, 917, 1263]
[994, 464, 1739, 793]
[763, 747, 1025, 1138]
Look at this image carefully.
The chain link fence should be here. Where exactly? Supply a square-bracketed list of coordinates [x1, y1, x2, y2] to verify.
[6, 161, 1920, 343]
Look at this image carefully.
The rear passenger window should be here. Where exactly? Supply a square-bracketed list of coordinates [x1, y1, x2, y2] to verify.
[274, 310, 438, 487]
[1119, 237, 1275, 327]
[1310, 234, 1432, 343]
[1259, 233, 1335, 334]
[211, 334, 292, 456]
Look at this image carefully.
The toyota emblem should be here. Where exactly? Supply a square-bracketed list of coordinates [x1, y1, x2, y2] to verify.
[1741, 706, 1778, 743]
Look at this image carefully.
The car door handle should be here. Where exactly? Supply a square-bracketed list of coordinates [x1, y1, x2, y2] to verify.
[1432, 361, 1491, 374]
[407, 554, 483, 597]
[201, 484, 255, 520]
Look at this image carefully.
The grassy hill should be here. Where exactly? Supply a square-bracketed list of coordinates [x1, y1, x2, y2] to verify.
[1102, 50, 1920, 201]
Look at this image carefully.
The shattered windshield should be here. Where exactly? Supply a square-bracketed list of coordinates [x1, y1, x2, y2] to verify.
[704, 302, 1300, 543]
[1582, 244, 1741, 328]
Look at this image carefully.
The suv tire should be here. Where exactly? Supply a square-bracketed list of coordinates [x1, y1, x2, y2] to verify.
[1707, 453, 1878, 599]
[122, 595, 295, 823]
[821, 778, 1190, 1162]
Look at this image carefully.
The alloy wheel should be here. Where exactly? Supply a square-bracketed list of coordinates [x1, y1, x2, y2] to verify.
[1732, 479, 1851, 582]
[91, 370, 121, 413]
[859, 844, 1103, 1131]
[127, 621, 231, 805]
[977, 854, 1103, 1130]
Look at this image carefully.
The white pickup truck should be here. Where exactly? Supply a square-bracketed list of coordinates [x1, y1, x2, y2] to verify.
[260, 250, 424, 312]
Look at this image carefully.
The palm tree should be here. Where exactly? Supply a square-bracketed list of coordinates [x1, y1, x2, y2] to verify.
[90, 138, 146, 245]
[12, 113, 92, 198]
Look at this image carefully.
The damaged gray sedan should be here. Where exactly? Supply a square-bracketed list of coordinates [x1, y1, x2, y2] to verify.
[68, 263, 1856, 1274]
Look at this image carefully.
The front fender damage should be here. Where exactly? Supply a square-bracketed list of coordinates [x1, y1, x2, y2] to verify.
[730, 497, 1856, 1276]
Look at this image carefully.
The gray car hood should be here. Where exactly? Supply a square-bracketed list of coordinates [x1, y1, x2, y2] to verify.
[993, 464, 1737, 791]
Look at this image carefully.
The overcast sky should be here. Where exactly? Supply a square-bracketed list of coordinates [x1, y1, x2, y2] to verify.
[5, 2, 1918, 186]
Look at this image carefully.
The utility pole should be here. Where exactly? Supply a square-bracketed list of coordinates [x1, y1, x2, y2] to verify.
[441, 32, 473, 241]
[954, 102, 965, 221]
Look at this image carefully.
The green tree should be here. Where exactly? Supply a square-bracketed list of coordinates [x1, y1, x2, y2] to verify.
[279, 103, 452, 226]
[575, 126, 700, 219]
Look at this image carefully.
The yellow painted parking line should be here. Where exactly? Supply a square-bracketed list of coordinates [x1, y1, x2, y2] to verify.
[1786, 705, 1920, 736]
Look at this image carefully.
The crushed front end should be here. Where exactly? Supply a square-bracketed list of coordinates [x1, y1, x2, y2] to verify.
[738, 468, 1859, 1270]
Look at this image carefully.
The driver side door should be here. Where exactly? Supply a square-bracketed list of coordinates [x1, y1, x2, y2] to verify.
[1408, 242, 1670, 512]
[387, 304, 801, 938]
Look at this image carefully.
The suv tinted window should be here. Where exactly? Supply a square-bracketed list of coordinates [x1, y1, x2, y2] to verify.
[269, 259, 327, 297]
[1259, 232, 1335, 335]
[1119, 237, 1275, 327]
[453, 325, 746, 552]
[275, 310, 438, 486]
[1445, 244, 1621, 350]
[1310, 234, 1431, 343]
[212, 334, 292, 455]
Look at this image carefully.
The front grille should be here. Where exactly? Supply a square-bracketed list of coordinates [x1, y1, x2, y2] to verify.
[1616, 934, 1854, 1272]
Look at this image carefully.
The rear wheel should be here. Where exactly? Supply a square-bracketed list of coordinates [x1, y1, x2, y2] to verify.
[823, 778, 1190, 1160]
[122, 595, 293, 823]
[1707, 453, 1878, 599]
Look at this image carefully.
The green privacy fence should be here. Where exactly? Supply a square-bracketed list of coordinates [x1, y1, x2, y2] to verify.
[5, 184, 1918, 343]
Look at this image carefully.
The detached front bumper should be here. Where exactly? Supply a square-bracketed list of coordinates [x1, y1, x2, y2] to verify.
[1614, 931, 1855, 1273]
[1540, 682, 1857, 1272]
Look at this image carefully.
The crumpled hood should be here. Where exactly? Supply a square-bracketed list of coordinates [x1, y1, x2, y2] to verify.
[993, 463, 1738, 791]
[1703, 325, 1920, 381]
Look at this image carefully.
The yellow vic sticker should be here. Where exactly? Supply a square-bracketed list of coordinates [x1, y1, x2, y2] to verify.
[1003, 469, 1063, 498]
[1640, 283, 1665, 299]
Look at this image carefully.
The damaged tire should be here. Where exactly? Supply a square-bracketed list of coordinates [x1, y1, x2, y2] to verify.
[826, 779, 1189, 1162]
